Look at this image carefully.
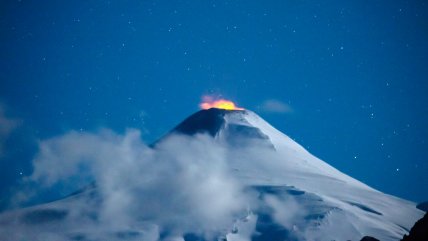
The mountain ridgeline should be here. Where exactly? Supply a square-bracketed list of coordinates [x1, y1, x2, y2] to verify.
[0, 108, 424, 241]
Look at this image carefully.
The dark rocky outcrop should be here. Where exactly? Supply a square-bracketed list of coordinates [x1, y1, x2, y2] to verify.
[360, 236, 379, 241]
[401, 213, 428, 241]
[416, 201, 428, 212]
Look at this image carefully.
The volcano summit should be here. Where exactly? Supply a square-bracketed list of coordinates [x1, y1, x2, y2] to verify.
[0, 108, 424, 241]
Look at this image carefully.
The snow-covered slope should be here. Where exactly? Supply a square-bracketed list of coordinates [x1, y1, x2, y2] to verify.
[168, 108, 424, 240]
[0, 108, 424, 241]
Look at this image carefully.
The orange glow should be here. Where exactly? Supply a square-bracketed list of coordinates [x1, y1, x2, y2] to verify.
[199, 97, 244, 110]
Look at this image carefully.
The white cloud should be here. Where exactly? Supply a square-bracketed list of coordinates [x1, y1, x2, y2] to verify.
[0, 104, 21, 157]
[264, 194, 302, 230]
[258, 99, 293, 114]
[2, 127, 316, 241]
[12, 129, 253, 240]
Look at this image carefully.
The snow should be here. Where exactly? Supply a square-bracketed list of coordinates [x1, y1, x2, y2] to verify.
[0, 108, 424, 241]
[220, 110, 424, 240]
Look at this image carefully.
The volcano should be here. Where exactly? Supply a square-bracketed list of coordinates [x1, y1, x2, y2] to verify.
[0, 108, 424, 241]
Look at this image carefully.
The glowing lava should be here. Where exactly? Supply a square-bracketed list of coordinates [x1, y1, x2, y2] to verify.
[199, 97, 244, 110]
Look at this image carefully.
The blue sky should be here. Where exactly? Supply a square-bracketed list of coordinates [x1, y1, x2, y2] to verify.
[0, 0, 427, 207]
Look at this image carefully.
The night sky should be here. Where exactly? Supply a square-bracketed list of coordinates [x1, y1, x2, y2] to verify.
[0, 0, 427, 208]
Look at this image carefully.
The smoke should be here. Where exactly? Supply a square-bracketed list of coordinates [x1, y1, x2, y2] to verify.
[0, 104, 21, 157]
[258, 99, 293, 114]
